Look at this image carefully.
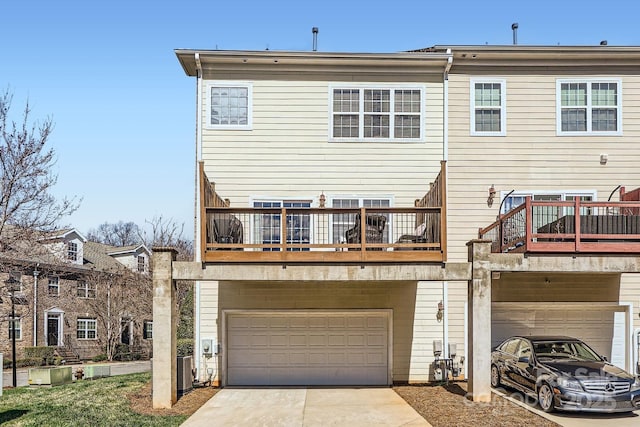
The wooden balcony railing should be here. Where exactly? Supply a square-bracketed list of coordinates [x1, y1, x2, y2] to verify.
[479, 196, 640, 254]
[199, 161, 447, 263]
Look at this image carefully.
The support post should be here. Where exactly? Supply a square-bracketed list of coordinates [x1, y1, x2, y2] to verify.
[466, 239, 492, 402]
[152, 247, 178, 409]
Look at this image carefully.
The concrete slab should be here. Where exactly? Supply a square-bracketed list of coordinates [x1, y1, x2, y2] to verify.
[181, 388, 431, 427]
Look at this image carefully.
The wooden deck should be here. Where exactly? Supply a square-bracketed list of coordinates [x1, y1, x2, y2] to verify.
[199, 162, 447, 263]
[479, 197, 640, 254]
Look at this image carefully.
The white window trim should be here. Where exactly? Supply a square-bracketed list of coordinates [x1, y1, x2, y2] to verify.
[328, 83, 426, 143]
[470, 78, 506, 136]
[328, 194, 395, 244]
[556, 78, 622, 136]
[77, 318, 98, 340]
[204, 81, 253, 130]
[249, 196, 315, 247]
[77, 281, 96, 299]
[48, 276, 60, 296]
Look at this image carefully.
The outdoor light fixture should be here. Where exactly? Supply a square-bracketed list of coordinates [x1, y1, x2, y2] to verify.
[436, 300, 444, 323]
[319, 192, 326, 208]
[487, 185, 496, 207]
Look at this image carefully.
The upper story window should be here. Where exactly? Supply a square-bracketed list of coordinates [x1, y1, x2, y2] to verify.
[137, 255, 146, 273]
[330, 86, 424, 142]
[143, 321, 153, 340]
[471, 79, 506, 135]
[77, 281, 96, 299]
[557, 79, 621, 135]
[206, 83, 252, 130]
[7, 272, 22, 292]
[67, 242, 78, 261]
[48, 277, 59, 296]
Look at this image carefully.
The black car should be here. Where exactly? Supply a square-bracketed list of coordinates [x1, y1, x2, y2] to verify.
[491, 335, 640, 413]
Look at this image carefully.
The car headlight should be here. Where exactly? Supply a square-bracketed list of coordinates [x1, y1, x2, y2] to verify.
[632, 377, 640, 390]
[556, 376, 583, 392]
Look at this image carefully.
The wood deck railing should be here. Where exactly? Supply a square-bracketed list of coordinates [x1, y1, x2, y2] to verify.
[479, 197, 640, 254]
[199, 161, 447, 263]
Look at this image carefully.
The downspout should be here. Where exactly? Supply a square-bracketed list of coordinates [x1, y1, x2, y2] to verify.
[194, 52, 203, 380]
[33, 265, 39, 346]
[634, 328, 640, 376]
[442, 50, 453, 358]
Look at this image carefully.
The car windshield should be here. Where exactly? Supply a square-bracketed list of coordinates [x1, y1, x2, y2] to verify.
[533, 340, 602, 361]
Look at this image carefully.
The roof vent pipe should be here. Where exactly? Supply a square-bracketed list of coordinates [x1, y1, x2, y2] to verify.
[511, 23, 518, 45]
[312, 27, 319, 51]
[600, 40, 608, 45]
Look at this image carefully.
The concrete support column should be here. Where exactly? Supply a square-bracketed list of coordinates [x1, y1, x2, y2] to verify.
[152, 247, 178, 409]
[466, 240, 492, 402]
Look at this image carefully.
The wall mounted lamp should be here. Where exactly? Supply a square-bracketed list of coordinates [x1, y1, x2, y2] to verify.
[436, 300, 444, 323]
[319, 192, 326, 208]
[487, 185, 496, 207]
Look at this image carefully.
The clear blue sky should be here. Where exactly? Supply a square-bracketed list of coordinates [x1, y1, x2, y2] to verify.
[3, 0, 639, 238]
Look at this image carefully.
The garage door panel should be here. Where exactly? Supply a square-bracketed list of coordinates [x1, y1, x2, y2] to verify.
[226, 311, 389, 386]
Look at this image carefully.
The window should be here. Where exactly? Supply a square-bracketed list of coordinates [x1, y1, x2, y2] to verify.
[137, 255, 146, 273]
[9, 317, 22, 340]
[330, 86, 423, 141]
[253, 200, 311, 251]
[7, 272, 21, 292]
[502, 191, 595, 230]
[67, 242, 78, 261]
[332, 197, 391, 243]
[557, 79, 621, 134]
[143, 321, 153, 340]
[77, 281, 96, 299]
[77, 318, 97, 339]
[48, 277, 59, 296]
[206, 83, 252, 129]
[471, 79, 506, 135]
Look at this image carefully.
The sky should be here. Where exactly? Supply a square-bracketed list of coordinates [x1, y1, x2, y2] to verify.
[3, 0, 640, 239]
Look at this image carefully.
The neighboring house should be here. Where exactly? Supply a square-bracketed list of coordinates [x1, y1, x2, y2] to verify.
[0, 228, 152, 362]
[161, 44, 640, 404]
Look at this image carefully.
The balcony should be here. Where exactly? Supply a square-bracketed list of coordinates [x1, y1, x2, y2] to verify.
[479, 196, 640, 254]
[199, 162, 447, 263]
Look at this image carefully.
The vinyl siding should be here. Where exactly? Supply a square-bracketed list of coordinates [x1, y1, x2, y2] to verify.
[200, 79, 444, 207]
[447, 73, 640, 262]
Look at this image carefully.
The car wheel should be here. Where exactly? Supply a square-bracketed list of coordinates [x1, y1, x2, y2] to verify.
[537, 382, 555, 413]
[490, 365, 501, 388]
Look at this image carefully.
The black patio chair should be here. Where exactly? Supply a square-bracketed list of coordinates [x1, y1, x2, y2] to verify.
[212, 213, 243, 250]
[345, 213, 387, 250]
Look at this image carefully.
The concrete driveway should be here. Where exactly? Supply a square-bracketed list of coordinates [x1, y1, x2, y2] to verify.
[493, 388, 640, 427]
[180, 388, 431, 426]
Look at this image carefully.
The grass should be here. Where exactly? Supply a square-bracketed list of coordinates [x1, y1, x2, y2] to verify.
[0, 372, 187, 427]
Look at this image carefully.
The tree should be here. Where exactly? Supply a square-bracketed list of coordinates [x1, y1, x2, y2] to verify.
[0, 89, 79, 245]
[86, 221, 142, 246]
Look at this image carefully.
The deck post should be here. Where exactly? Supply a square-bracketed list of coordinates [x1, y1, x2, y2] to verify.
[152, 247, 178, 408]
[466, 239, 492, 402]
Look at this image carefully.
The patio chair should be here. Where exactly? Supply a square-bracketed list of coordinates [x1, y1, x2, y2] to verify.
[345, 213, 387, 250]
[212, 213, 243, 250]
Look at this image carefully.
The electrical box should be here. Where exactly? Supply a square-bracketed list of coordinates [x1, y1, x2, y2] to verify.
[448, 342, 457, 358]
[213, 343, 221, 355]
[433, 340, 443, 357]
[202, 339, 213, 357]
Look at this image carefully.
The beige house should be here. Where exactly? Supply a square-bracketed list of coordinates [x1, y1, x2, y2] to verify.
[153, 44, 640, 408]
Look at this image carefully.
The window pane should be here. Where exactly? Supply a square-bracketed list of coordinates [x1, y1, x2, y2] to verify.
[363, 115, 389, 138]
[475, 109, 501, 132]
[475, 83, 501, 107]
[333, 115, 359, 138]
[561, 108, 587, 131]
[592, 83, 617, 106]
[333, 89, 359, 112]
[364, 90, 390, 113]
[561, 83, 587, 106]
[395, 90, 421, 113]
[395, 115, 420, 138]
[592, 108, 617, 131]
[211, 86, 249, 126]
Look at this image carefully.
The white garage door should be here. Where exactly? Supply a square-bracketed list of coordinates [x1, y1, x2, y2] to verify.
[492, 304, 626, 369]
[225, 310, 390, 386]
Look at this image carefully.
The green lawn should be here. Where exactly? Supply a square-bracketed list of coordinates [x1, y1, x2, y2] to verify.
[0, 372, 186, 427]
